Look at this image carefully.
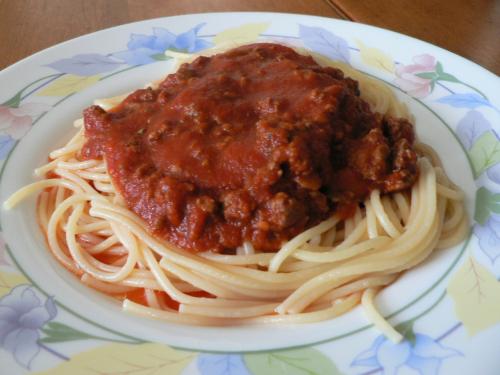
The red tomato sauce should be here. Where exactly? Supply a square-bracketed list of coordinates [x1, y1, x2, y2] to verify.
[82, 43, 417, 253]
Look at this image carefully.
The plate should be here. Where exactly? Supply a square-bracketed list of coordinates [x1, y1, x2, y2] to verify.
[1, 12, 499, 375]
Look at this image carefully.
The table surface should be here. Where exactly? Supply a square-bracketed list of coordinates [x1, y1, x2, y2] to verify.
[0, 0, 499, 75]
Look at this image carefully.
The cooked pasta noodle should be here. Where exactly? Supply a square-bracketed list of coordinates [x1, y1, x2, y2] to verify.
[3, 44, 468, 342]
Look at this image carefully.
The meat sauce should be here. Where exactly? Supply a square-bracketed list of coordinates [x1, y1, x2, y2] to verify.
[82, 43, 418, 253]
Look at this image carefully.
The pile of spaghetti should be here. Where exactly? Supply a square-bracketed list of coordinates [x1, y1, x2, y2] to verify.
[4, 43, 467, 342]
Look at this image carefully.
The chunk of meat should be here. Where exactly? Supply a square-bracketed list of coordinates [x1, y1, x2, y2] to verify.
[222, 191, 254, 222]
[384, 116, 415, 144]
[384, 138, 418, 192]
[262, 192, 306, 231]
[347, 128, 390, 183]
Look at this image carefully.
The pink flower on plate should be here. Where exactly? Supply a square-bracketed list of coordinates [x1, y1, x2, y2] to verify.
[395, 54, 437, 98]
[0, 102, 49, 140]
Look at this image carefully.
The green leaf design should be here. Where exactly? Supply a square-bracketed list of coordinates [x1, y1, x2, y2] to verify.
[436, 61, 444, 75]
[394, 320, 416, 346]
[469, 131, 500, 177]
[244, 347, 342, 375]
[151, 53, 172, 61]
[415, 72, 438, 80]
[438, 72, 460, 83]
[474, 187, 500, 225]
[475, 188, 491, 225]
[41, 322, 102, 343]
[415, 63, 460, 85]
[1, 91, 22, 107]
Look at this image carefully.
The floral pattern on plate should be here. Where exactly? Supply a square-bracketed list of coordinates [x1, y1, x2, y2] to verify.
[351, 333, 462, 375]
[0, 14, 499, 374]
[0, 285, 57, 369]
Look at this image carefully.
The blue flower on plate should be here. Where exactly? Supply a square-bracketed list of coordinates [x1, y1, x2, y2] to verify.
[455, 110, 491, 150]
[111, 23, 212, 65]
[45, 54, 123, 76]
[0, 285, 57, 369]
[351, 334, 461, 375]
[487, 163, 500, 184]
[298, 24, 350, 64]
[197, 353, 251, 375]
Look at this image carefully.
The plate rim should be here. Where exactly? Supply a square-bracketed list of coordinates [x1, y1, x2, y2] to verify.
[0, 11, 498, 374]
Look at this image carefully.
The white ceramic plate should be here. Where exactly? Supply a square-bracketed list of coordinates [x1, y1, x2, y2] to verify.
[0, 12, 499, 375]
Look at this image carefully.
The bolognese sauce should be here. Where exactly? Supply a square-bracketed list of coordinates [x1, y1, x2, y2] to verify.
[82, 43, 418, 253]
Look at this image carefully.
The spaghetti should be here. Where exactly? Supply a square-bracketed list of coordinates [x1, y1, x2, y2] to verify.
[3, 43, 468, 342]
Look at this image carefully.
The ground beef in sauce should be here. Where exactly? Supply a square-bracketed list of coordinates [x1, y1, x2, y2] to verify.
[82, 43, 418, 253]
